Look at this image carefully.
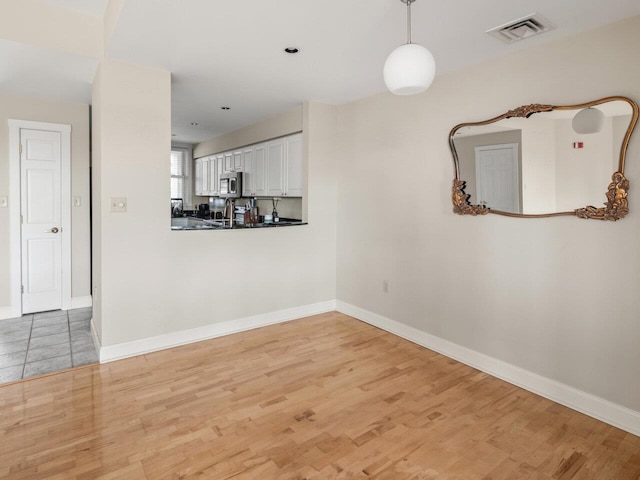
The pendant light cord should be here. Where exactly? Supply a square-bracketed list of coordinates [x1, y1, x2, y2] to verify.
[407, 0, 412, 44]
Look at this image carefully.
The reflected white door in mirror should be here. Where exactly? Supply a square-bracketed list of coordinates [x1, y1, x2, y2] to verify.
[449, 96, 639, 220]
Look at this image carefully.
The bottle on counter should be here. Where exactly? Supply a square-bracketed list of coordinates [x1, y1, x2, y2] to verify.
[272, 197, 279, 223]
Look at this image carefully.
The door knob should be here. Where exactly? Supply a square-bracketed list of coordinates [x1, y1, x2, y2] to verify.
[50, 227, 59, 233]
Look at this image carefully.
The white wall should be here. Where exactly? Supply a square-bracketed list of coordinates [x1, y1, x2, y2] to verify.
[0, 93, 91, 315]
[613, 114, 632, 171]
[92, 59, 337, 347]
[520, 117, 557, 214]
[335, 15, 640, 413]
[555, 117, 614, 211]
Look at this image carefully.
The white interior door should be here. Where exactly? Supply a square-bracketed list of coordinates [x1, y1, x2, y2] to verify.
[20, 129, 63, 313]
[475, 143, 520, 214]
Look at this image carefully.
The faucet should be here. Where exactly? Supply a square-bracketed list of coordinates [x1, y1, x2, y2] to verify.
[224, 198, 234, 228]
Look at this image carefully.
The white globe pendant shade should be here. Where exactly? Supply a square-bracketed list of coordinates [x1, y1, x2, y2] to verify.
[384, 43, 436, 95]
[572, 107, 605, 134]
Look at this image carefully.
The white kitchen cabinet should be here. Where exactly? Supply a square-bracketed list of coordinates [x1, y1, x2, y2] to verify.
[242, 147, 254, 196]
[253, 143, 267, 197]
[266, 138, 285, 196]
[207, 155, 221, 196]
[199, 133, 303, 199]
[223, 152, 233, 173]
[222, 150, 243, 173]
[264, 134, 303, 197]
[215, 155, 224, 194]
[284, 133, 303, 197]
[232, 150, 243, 171]
[195, 156, 222, 196]
[194, 158, 202, 196]
[243, 144, 268, 197]
[202, 159, 209, 194]
[194, 157, 209, 196]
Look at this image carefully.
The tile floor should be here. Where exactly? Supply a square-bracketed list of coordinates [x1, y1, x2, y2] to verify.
[0, 307, 98, 385]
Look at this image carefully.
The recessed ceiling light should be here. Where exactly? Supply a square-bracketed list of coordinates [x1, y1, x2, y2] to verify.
[221, 106, 230, 110]
[190, 122, 198, 126]
[284, 47, 299, 54]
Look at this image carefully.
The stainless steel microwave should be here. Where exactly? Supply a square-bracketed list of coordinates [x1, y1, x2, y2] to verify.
[220, 171, 242, 198]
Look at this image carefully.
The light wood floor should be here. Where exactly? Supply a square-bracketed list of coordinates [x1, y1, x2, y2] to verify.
[1, 312, 639, 479]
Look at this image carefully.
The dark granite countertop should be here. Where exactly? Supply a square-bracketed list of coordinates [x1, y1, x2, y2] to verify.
[171, 217, 306, 231]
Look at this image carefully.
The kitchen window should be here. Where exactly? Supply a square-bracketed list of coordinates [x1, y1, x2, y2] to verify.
[171, 146, 192, 208]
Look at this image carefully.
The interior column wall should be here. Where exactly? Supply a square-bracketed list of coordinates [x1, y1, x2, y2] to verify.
[92, 60, 338, 348]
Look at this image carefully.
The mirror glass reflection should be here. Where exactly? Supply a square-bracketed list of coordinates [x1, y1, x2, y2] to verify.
[452, 100, 633, 215]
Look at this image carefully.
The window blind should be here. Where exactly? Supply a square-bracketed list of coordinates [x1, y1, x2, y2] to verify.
[171, 149, 187, 200]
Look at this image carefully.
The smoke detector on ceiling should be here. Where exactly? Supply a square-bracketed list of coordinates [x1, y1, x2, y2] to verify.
[486, 13, 556, 44]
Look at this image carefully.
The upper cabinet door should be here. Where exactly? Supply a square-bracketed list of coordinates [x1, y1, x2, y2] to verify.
[194, 158, 203, 196]
[242, 147, 254, 196]
[266, 139, 285, 196]
[215, 155, 224, 195]
[201, 157, 209, 194]
[233, 151, 243, 171]
[207, 156, 219, 196]
[253, 143, 267, 197]
[285, 133, 303, 197]
[224, 152, 233, 173]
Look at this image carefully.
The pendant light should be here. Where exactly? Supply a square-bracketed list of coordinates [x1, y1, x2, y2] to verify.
[572, 107, 605, 134]
[383, 0, 436, 95]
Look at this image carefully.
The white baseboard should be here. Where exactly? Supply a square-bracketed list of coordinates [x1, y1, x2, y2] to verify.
[0, 307, 17, 321]
[91, 298, 640, 437]
[0, 298, 91, 320]
[99, 300, 337, 364]
[336, 301, 640, 438]
[70, 296, 92, 309]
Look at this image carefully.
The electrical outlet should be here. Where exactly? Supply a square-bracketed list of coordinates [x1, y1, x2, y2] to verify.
[0, 196, 7, 208]
[382, 280, 389, 293]
[110, 197, 127, 213]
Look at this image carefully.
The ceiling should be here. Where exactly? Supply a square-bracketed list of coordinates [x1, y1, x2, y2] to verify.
[0, 39, 98, 102]
[8, 1, 640, 144]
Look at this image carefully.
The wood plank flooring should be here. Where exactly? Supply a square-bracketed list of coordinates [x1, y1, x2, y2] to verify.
[1, 312, 639, 479]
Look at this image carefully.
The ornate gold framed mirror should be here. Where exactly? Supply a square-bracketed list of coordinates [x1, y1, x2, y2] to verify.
[449, 96, 638, 220]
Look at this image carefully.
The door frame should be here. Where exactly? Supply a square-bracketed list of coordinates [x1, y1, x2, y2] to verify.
[9, 119, 72, 318]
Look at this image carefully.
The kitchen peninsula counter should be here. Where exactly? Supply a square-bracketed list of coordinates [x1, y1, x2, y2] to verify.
[171, 217, 307, 231]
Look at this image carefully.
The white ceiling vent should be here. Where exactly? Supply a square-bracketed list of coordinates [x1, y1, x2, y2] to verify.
[486, 13, 556, 44]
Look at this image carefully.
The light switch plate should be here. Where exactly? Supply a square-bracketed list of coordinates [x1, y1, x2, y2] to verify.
[0, 196, 7, 208]
[73, 196, 81, 207]
[110, 197, 127, 213]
